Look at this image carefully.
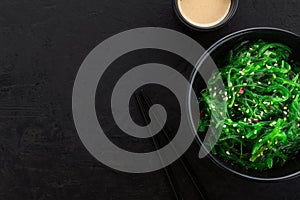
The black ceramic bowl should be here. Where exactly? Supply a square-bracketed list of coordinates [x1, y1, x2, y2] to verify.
[189, 27, 300, 181]
[173, 0, 239, 31]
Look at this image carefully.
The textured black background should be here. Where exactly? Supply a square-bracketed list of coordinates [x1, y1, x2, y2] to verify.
[1, 0, 300, 199]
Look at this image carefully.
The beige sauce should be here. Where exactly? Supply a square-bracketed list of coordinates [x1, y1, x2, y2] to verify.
[178, 0, 231, 27]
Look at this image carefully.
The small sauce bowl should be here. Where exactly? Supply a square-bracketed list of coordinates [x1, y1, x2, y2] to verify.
[173, 0, 239, 31]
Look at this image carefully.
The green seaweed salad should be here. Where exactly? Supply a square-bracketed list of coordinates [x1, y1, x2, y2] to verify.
[198, 40, 300, 170]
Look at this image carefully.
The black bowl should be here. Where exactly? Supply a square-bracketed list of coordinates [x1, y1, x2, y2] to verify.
[189, 27, 300, 181]
[173, 0, 239, 31]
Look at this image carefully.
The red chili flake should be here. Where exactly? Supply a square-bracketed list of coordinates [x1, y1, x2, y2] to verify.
[238, 87, 245, 94]
[252, 119, 259, 123]
[200, 112, 205, 118]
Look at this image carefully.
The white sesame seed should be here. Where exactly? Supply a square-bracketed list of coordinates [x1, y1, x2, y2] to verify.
[254, 130, 258, 135]
[273, 90, 277, 93]
[233, 123, 238, 127]
[268, 81, 271, 85]
[244, 118, 247, 122]
[284, 106, 288, 110]
[219, 90, 223, 94]
[282, 96, 286, 99]
[259, 139, 262, 142]
[246, 109, 250, 114]
[283, 111, 288, 115]
[250, 72, 255, 75]
[213, 92, 217, 97]
[232, 88, 235, 91]
[224, 92, 228, 96]
[273, 74, 277, 79]
[243, 83, 247, 86]
[223, 125, 227, 128]
[270, 121, 277, 126]
[229, 82, 233, 87]
[266, 65, 272, 69]
[214, 87, 217, 90]
[257, 81, 262, 85]
[242, 136, 245, 139]
[237, 129, 241, 133]
[234, 104, 238, 107]
[226, 151, 230, 155]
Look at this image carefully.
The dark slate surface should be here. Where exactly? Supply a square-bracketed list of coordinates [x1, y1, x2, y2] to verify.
[1, 0, 300, 199]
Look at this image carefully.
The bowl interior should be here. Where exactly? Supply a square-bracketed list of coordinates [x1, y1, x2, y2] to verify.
[191, 28, 300, 181]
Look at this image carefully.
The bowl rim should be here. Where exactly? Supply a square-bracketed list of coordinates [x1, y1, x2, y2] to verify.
[188, 27, 300, 181]
[173, 0, 239, 31]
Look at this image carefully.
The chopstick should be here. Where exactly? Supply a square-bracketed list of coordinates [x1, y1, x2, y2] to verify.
[134, 91, 206, 200]
[135, 92, 183, 200]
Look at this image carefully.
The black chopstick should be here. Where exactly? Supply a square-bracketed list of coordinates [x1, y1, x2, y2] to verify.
[140, 92, 207, 200]
[135, 93, 183, 200]
[135, 91, 206, 200]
